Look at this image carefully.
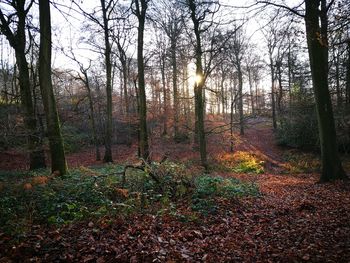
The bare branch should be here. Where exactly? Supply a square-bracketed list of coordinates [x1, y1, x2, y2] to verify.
[256, 1, 304, 17]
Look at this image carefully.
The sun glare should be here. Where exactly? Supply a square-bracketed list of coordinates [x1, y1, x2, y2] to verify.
[195, 74, 202, 85]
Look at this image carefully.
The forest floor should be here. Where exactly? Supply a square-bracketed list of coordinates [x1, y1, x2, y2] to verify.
[0, 117, 350, 262]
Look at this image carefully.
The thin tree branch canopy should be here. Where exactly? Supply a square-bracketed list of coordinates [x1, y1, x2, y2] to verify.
[255, 0, 305, 17]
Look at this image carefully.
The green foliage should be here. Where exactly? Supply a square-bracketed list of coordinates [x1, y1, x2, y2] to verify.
[192, 175, 259, 215]
[218, 151, 264, 174]
[0, 162, 260, 236]
[0, 162, 193, 235]
[282, 151, 321, 173]
[232, 160, 264, 174]
[150, 161, 194, 198]
[0, 166, 123, 235]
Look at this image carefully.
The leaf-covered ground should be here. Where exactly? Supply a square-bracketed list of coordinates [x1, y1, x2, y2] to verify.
[1, 173, 349, 262]
[1, 118, 350, 262]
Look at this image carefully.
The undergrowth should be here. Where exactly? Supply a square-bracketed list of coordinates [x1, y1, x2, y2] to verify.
[0, 161, 259, 237]
[282, 151, 320, 173]
[192, 175, 259, 215]
[217, 151, 265, 174]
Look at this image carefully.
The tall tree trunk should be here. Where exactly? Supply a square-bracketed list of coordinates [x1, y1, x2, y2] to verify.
[134, 0, 150, 161]
[117, 43, 129, 116]
[237, 64, 244, 135]
[304, 0, 346, 182]
[1, 44, 10, 150]
[83, 71, 101, 161]
[160, 52, 168, 135]
[346, 40, 350, 105]
[101, 0, 113, 162]
[247, 67, 255, 115]
[11, 64, 19, 105]
[133, 77, 141, 157]
[276, 61, 283, 113]
[220, 71, 226, 116]
[0, 1, 46, 169]
[269, 55, 277, 130]
[117, 43, 132, 146]
[333, 46, 342, 107]
[171, 39, 179, 139]
[230, 75, 234, 154]
[183, 61, 191, 129]
[189, 0, 207, 170]
[287, 40, 293, 109]
[17, 51, 46, 170]
[39, 0, 67, 175]
[255, 82, 259, 113]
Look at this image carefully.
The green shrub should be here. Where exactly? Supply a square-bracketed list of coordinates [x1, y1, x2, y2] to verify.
[282, 151, 320, 173]
[218, 151, 264, 174]
[0, 165, 124, 234]
[232, 160, 264, 174]
[151, 161, 194, 198]
[0, 163, 259, 236]
[192, 175, 259, 215]
[0, 161, 195, 235]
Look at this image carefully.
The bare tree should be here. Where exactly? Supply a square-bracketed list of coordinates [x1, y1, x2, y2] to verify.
[39, 0, 67, 175]
[64, 50, 101, 161]
[0, 0, 46, 169]
[228, 25, 247, 135]
[184, 0, 221, 169]
[245, 47, 261, 115]
[132, 0, 150, 161]
[72, 0, 119, 163]
[256, 0, 347, 182]
[304, 0, 346, 181]
[154, 0, 185, 140]
[100, 0, 114, 162]
[260, 17, 283, 130]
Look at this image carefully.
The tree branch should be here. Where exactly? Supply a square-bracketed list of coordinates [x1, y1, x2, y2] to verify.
[256, 1, 304, 17]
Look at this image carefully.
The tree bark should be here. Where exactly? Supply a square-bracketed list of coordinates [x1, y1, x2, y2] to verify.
[134, 0, 150, 161]
[333, 45, 342, 107]
[237, 63, 244, 135]
[287, 38, 293, 109]
[230, 100, 234, 153]
[221, 72, 226, 116]
[160, 51, 168, 135]
[101, 0, 113, 163]
[0, 1, 46, 170]
[188, 0, 208, 170]
[269, 55, 277, 130]
[117, 42, 129, 115]
[171, 39, 179, 139]
[276, 60, 283, 113]
[38, 0, 67, 175]
[247, 67, 255, 115]
[304, 0, 346, 182]
[346, 41, 350, 104]
[83, 71, 101, 161]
